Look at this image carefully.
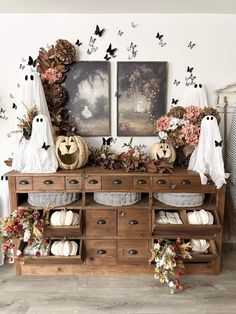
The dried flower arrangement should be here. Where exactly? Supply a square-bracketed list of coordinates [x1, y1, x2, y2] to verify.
[150, 238, 192, 294]
[155, 105, 220, 166]
[37, 39, 77, 135]
[16, 104, 39, 139]
[0, 206, 49, 262]
[88, 138, 174, 173]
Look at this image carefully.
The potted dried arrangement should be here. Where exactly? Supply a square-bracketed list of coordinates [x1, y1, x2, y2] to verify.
[150, 238, 192, 294]
[0, 206, 50, 262]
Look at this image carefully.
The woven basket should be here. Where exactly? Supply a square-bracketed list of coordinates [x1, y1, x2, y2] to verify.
[154, 192, 205, 207]
[28, 192, 80, 207]
[94, 192, 141, 207]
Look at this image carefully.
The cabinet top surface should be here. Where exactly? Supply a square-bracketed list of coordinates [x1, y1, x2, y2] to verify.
[6, 166, 201, 177]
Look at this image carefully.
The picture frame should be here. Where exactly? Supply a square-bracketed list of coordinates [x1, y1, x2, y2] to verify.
[63, 61, 111, 136]
[117, 61, 168, 136]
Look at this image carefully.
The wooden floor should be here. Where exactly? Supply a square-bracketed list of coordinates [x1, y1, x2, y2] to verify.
[1, 244, 236, 314]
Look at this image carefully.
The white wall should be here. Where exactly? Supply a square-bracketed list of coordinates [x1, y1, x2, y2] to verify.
[1, 13, 236, 165]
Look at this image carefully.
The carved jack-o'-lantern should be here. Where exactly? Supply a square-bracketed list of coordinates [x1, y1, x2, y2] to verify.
[55, 136, 89, 169]
[149, 141, 176, 164]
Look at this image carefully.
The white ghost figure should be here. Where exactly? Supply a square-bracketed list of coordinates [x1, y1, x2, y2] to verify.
[21, 114, 58, 173]
[12, 138, 29, 171]
[81, 105, 92, 119]
[184, 83, 208, 108]
[135, 101, 146, 113]
[19, 66, 53, 133]
[188, 115, 229, 189]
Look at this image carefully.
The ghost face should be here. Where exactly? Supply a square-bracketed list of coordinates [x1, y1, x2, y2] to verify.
[31, 114, 53, 147]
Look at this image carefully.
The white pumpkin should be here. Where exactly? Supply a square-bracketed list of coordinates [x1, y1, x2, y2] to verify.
[51, 240, 78, 256]
[150, 141, 176, 164]
[187, 210, 214, 225]
[50, 210, 80, 226]
[190, 239, 210, 253]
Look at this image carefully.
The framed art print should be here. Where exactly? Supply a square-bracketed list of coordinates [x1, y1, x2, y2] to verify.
[117, 61, 168, 136]
[63, 61, 110, 136]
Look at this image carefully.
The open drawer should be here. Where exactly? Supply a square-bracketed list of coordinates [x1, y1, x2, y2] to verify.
[152, 208, 221, 237]
[17, 239, 83, 264]
[44, 208, 82, 237]
[187, 239, 218, 263]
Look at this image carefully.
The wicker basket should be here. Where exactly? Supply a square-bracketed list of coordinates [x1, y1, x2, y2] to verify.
[28, 192, 80, 207]
[154, 192, 205, 207]
[94, 192, 141, 207]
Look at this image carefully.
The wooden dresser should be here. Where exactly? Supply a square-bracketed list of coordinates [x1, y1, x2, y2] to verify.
[6, 167, 226, 276]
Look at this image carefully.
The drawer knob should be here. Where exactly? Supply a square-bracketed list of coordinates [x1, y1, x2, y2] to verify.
[19, 180, 29, 185]
[137, 179, 147, 185]
[181, 179, 191, 185]
[128, 249, 138, 255]
[170, 184, 176, 190]
[69, 179, 79, 185]
[157, 179, 166, 185]
[129, 219, 138, 225]
[43, 179, 54, 185]
[88, 179, 98, 184]
[97, 249, 107, 255]
[112, 179, 122, 185]
[97, 219, 107, 225]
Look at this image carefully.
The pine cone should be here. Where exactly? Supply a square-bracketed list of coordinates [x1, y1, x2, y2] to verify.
[55, 39, 76, 65]
[44, 83, 67, 108]
[167, 106, 186, 119]
[198, 107, 221, 124]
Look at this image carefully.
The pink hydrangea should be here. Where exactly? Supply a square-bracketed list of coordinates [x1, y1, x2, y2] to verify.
[156, 115, 170, 132]
[183, 106, 201, 123]
[181, 124, 200, 146]
[42, 68, 63, 84]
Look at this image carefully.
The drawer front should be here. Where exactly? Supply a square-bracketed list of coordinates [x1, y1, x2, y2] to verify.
[32, 176, 65, 191]
[86, 210, 117, 237]
[102, 176, 133, 190]
[84, 176, 101, 190]
[118, 209, 149, 237]
[117, 240, 149, 264]
[16, 177, 32, 191]
[86, 240, 117, 265]
[152, 176, 170, 190]
[65, 176, 82, 191]
[170, 176, 201, 190]
[133, 176, 150, 191]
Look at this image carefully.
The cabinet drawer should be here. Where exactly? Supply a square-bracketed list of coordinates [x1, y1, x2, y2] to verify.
[170, 176, 201, 190]
[102, 176, 133, 190]
[86, 240, 117, 265]
[117, 240, 149, 264]
[86, 210, 117, 237]
[84, 176, 101, 190]
[33, 176, 65, 191]
[152, 176, 170, 190]
[65, 176, 82, 191]
[16, 177, 32, 191]
[118, 209, 149, 237]
[133, 176, 150, 191]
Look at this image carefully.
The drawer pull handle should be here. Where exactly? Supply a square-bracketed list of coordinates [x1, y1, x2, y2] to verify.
[97, 219, 107, 225]
[19, 180, 29, 185]
[129, 219, 138, 225]
[207, 180, 214, 185]
[88, 179, 98, 184]
[69, 179, 79, 185]
[181, 179, 191, 185]
[97, 249, 107, 255]
[137, 179, 147, 185]
[157, 179, 166, 185]
[112, 179, 122, 185]
[128, 249, 138, 255]
[43, 179, 54, 185]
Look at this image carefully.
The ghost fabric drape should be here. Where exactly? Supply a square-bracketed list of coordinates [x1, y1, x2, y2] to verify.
[21, 114, 58, 173]
[188, 115, 229, 189]
[183, 84, 208, 108]
[227, 109, 236, 209]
